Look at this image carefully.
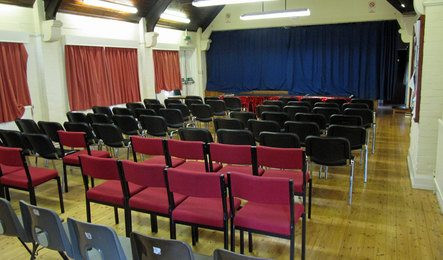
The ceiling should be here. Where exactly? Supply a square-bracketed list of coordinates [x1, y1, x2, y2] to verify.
[386, 0, 415, 14]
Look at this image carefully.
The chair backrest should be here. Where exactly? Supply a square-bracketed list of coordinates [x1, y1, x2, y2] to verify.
[185, 99, 203, 108]
[164, 98, 182, 107]
[261, 112, 288, 128]
[139, 115, 168, 137]
[19, 201, 73, 257]
[130, 136, 165, 160]
[67, 217, 126, 260]
[293, 113, 326, 130]
[283, 106, 310, 120]
[230, 111, 256, 127]
[134, 108, 156, 120]
[209, 143, 253, 166]
[301, 97, 322, 107]
[329, 114, 362, 126]
[314, 102, 339, 109]
[284, 121, 320, 146]
[58, 131, 88, 151]
[206, 100, 226, 115]
[24, 133, 57, 159]
[166, 168, 223, 199]
[112, 107, 133, 116]
[259, 132, 300, 148]
[256, 146, 304, 170]
[92, 123, 125, 147]
[247, 119, 281, 142]
[351, 99, 374, 111]
[92, 106, 113, 117]
[223, 97, 242, 111]
[0, 130, 33, 152]
[204, 96, 219, 102]
[214, 118, 244, 131]
[145, 103, 165, 114]
[112, 115, 140, 135]
[159, 108, 184, 127]
[67, 112, 89, 124]
[0, 147, 25, 178]
[216, 129, 255, 146]
[343, 108, 373, 127]
[121, 160, 165, 188]
[190, 104, 213, 120]
[305, 136, 351, 166]
[0, 198, 30, 242]
[342, 102, 369, 110]
[178, 128, 213, 143]
[312, 107, 341, 123]
[15, 119, 41, 134]
[327, 125, 366, 150]
[166, 103, 191, 119]
[262, 100, 284, 109]
[325, 98, 348, 108]
[126, 102, 145, 111]
[63, 122, 95, 144]
[144, 98, 161, 106]
[166, 139, 205, 161]
[185, 95, 203, 101]
[87, 113, 113, 124]
[287, 101, 311, 110]
[38, 121, 64, 143]
[131, 232, 195, 260]
[79, 155, 120, 180]
[256, 105, 281, 118]
[213, 248, 270, 260]
[279, 97, 298, 105]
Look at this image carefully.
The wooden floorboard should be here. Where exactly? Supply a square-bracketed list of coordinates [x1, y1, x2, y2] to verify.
[1, 109, 442, 259]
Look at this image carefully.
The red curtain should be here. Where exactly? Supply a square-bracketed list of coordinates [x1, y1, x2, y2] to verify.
[0, 42, 32, 123]
[153, 50, 182, 93]
[65, 45, 141, 111]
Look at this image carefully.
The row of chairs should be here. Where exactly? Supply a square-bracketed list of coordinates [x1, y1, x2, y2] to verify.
[0, 199, 266, 260]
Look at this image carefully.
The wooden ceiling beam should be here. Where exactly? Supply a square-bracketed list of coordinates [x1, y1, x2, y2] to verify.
[143, 0, 172, 32]
[44, 0, 62, 20]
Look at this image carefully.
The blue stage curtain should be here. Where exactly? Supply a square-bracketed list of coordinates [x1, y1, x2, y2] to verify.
[206, 21, 399, 99]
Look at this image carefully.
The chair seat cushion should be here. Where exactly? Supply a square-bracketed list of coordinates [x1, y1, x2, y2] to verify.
[175, 161, 222, 172]
[262, 169, 310, 193]
[63, 150, 110, 165]
[172, 197, 241, 228]
[129, 187, 187, 215]
[0, 167, 58, 188]
[0, 165, 22, 175]
[87, 180, 143, 206]
[216, 165, 264, 176]
[142, 156, 185, 168]
[234, 202, 304, 236]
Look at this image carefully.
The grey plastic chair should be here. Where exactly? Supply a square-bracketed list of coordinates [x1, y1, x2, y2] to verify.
[0, 198, 33, 255]
[213, 249, 270, 260]
[131, 232, 211, 260]
[68, 217, 131, 260]
[19, 200, 73, 259]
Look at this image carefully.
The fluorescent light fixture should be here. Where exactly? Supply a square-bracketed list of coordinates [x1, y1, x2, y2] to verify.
[401, 3, 406, 8]
[193, 0, 275, 7]
[83, 0, 138, 13]
[240, 8, 310, 20]
[160, 10, 190, 24]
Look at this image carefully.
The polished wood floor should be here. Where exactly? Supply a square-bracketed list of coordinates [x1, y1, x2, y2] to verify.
[1, 109, 442, 259]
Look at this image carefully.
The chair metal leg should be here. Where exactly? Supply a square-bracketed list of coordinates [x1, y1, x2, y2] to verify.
[150, 214, 158, 233]
[62, 164, 68, 193]
[364, 145, 369, 183]
[290, 232, 295, 260]
[308, 179, 312, 219]
[5, 187, 10, 201]
[29, 188, 37, 206]
[125, 208, 132, 237]
[56, 177, 65, 213]
[302, 213, 306, 260]
[170, 220, 176, 239]
[240, 230, 244, 254]
[224, 225, 229, 250]
[86, 200, 91, 222]
[191, 226, 197, 246]
[325, 166, 329, 179]
[114, 206, 119, 224]
[30, 243, 38, 260]
[18, 237, 32, 255]
[0, 184, 4, 198]
[230, 224, 235, 251]
[318, 165, 322, 178]
[248, 232, 253, 252]
[348, 159, 355, 205]
[360, 149, 363, 164]
[58, 251, 69, 260]
[372, 123, 376, 154]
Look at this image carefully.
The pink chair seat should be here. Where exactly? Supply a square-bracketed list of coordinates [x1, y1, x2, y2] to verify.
[262, 169, 310, 193]
[142, 156, 185, 167]
[175, 161, 222, 172]
[234, 202, 304, 236]
[86, 180, 143, 206]
[217, 165, 264, 176]
[129, 187, 187, 215]
[0, 167, 58, 188]
[172, 197, 241, 228]
[63, 150, 110, 165]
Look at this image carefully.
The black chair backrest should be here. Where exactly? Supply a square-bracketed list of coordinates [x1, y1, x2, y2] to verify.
[214, 118, 244, 131]
[134, 108, 156, 119]
[190, 104, 213, 121]
[179, 128, 213, 143]
[247, 119, 281, 142]
[279, 97, 298, 105]
[112, 115, 140, 136]
[342, 103, 369, 110]
[312, 107, 341, 124]
[126, 102, 145, 111]
[164, 98, 182, 107]
[256, 105, 282, 118]
[38, 121, 64, 143]
[325, 98, 348, 108]
[159, 108, 184, 128]
[167, 103, 191, 119]
[185, 95, 203, 101]
[217, 129, 255, 145]
[143, 99, 160, 106]
[139, 115, 168, 137]
[263, 100, 285, 109]
[145, 103, 165, 114]
[284, 121, 320, 146]
[15, 119, 41, 134]
[92, 106, 113, 117]
[287, 101, 311, 110]
[284, 106, 310, 120]
[261, 112, 288, 129]
[343, 108, 373, 128]
[66, 112, 89, 124]
[230, 111, 256, 127]
[314, 102, 339, 109]
[351, 99, 374, 111]
[301, 97, 322, 107]
[24, 133, 58, 159]
[223, 97, 242, 111]
[328, 125, 366, 150]
[185, 99, 203, 108]
[204, 97, 219, 102]
[305, 136, 351, 166]
[131, 232, 194, 260]
[112, 107, 133, 116]
[293, 113, 326, 130]
[63, 122, 95, 144]
[206, 100, 226, 116]
[330, 114, 362, 126]
[92, 123, 125, 147]
[259, 132, 300, 148]
[0, 130, 33, 153]
[213, 248, 270, 260]
[87, 113, 113, 124]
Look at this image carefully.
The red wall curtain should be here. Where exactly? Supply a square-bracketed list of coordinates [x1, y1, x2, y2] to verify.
[153, 50, 182, 93]
[65, 45, 141, 111]
[0, 42, 32, 123]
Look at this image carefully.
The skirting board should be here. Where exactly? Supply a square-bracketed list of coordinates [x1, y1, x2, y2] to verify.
[435, 178, 443, 214]
[407, 155, 434, 190]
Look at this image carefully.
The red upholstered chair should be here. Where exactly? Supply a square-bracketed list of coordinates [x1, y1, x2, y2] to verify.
[209, 143, 263, 176]
[256, 146, 311, 218]
[228, 173, 306, 260]
[58, 131, 110, 192]
[78, 155, 143, 227]
[166, 139, 221, 172]
[120, 160, 187, 236]
[165, 168, 240, 249]
[0, 147, 64, 213]
[130, 136, 184, 167]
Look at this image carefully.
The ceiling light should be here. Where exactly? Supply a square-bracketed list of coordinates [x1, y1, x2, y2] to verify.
[160, 10, 190, 24]
[240, 8, 310, 20]
[193, 0, 275, 8]
[83, 0, 138, 13]
[401, 3, 406, 8]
